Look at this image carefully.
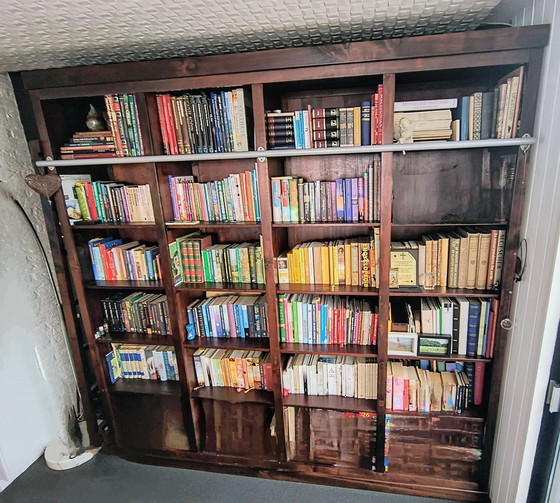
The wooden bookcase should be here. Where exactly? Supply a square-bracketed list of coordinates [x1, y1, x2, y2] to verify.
[20, 25, 549, 501]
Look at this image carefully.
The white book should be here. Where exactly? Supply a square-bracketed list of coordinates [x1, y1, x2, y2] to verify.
[394, 98, 458, 112]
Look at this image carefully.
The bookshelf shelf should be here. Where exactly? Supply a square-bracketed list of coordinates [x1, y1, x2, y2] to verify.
[96, 332, 171, 345]
[272, 222, 380, 228]
[25, 25, 549, 501]
[72, 222, 157, 230]
[277, 284, 379, 296]
[184, 337, 270, 351]
[388, 354, 492, 363]
[280, 343, 377, 357]
[36, 137, 537, 168]
[166, 221, 261, 229]
[84, 280, 165, 290]
[110, 379, 181, 396]
[283, 394, 376, 412]
[176, 282, 266, 292]
[191, 386, 274, 405]
[388, 287, 500, 298]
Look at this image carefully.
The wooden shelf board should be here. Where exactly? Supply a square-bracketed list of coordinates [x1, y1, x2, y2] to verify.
[95, 332, 172, 345]
[184, 337, 270, 351]
[72, 222, 156, 230]
[283, 394, 376, 412]
[166, 221, 261, 229]
[85, 280, 165, 290]
[277, 284, 379, 296]
[386, 406, 485, 420]
[176, 282, 266, 292]
[280, 343, 377, 357]
[110, 379, 181, 396]
[387, 354, 492, 362]
[191, 386, 274, 404]
[273, 222, 380, 228]
[389, 286, 499, 298]
[391, 221, 508, 228]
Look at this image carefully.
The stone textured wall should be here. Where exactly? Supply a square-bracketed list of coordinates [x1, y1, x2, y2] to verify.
[0, 72, 77, 470]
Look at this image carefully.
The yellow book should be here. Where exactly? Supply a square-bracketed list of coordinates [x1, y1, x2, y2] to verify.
[302, 243, 310, 284]
[344, 239, 352, 286]
[320, 244, 330, 284]
[330, 241, 338, 286]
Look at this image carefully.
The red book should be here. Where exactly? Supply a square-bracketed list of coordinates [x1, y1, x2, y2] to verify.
[473, 361, 486, 405]
[162, 94, 178, 155]
[485, 299, 500, 358]
[83, 182, 99, 221]
[156, 94, 170, 155]
[60, 153, 117, 160]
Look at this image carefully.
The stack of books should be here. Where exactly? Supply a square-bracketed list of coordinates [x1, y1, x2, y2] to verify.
[192, 349, 272, 390]
[186, 294, 268, 339]
[60, 131, 116, 160]
[88, 237, 161, 281]
[167, 168, 260, 223]
[282, 354, 378, 399]
[155, 88, 251, 154]
[271, 156, 380, 223]
[278, 294, 378, 345]
[101, 292, 171, 336]
[393, 99, 454, 142]
[104, 94, 144, 156]
[277, 230, 380, 288]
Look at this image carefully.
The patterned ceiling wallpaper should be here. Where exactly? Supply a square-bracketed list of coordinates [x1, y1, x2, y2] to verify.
[1, 0, 501, 72]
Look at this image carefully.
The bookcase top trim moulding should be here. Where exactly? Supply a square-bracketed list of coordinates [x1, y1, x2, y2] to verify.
[22, 25, 549, 90]
[36, 137, 537, 168]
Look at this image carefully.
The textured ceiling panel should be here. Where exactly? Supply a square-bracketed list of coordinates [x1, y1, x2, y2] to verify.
[0, 0, 501, 72]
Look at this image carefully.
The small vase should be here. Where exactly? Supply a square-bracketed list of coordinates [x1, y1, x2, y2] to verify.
[86, 104, 105, 131]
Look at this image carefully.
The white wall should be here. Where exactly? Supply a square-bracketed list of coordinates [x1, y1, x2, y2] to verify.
[489, 2, 560, 502]
[0, 73, 77, 491]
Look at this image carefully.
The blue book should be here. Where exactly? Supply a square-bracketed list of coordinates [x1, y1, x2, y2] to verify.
[105, 351, 121, 384]
[320, 304, 327, 344]
[344, 178, 352, 222]
[335, 179, 345, 221]
[361, 100, 371, 146]
[466, 299, 482, 357]
[459, 96, 470, 141]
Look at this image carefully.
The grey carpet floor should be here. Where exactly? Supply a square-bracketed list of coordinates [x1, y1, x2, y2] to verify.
[1, 453, 455, 503]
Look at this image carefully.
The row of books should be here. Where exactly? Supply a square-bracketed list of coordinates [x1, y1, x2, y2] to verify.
[186, 294, 268, 339]
[72, 179, 154, 224]
[454, 67, 523, 141]
[409, 297, 498, 358]
[168, 232, 211, 284]
[387, 361, 470, 413]
[192, 348, 272, 390]
[201, 242, 265, 285]
[271, 157, 381, 223]
[88, 237, 161, 281]
[282, 354, 378, 399]
[277, 230, 380, 288]
[278, 294, 379, 346]
[390, 227, 506, 291]
[104, 94, 145, 157]
[106, 344, 178, 383]
[156, 89, 250, 155]
[60, 130, 117, 160]
[168, 169, 260, 223]
[101, 292, 171, 336]
[266, 85, 383, 150]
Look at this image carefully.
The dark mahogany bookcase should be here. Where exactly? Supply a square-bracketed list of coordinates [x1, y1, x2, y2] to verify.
[19, 25, 549, 501]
